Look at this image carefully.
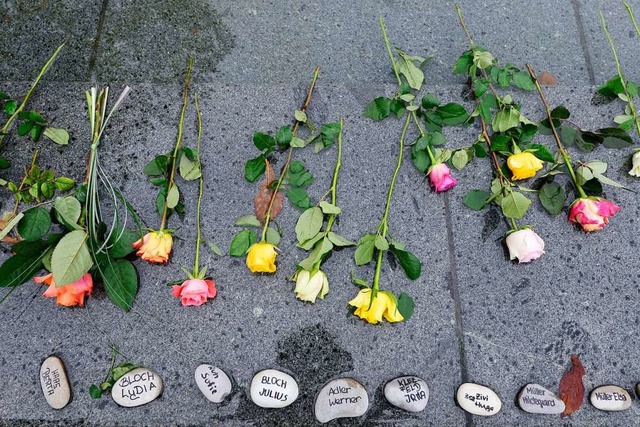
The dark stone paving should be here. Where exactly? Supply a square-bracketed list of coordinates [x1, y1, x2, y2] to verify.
[1, 0, 640, 426]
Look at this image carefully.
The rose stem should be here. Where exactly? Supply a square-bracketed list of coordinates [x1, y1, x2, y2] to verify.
[526, 64, 587, 198]
[324, 119, 343, 234]
[11, 150, 39, 216]
[193, 93, 204, 277]
[160, 58, 193, 231]
[260, 66, 321, 241]
[601, 11, 640, 139]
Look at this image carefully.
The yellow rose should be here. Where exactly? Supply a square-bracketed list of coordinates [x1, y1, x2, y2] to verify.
[348, 288, 404, 324]
[132, 230, 173, 264]
[246, 241, 277, 273]
[293, 269, 329, 303]
[507, 152, 544, 180]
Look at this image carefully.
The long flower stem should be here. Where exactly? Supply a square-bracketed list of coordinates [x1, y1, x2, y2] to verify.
[624, 2, 640, 38]
[11, 150, 39, 215]
[600, 11, 640, 139]
[379, 17, 402, 86]
[0, 42, 65, 145]
[455, 4, 475, 48]
[193, 93, 203, 277]
[260, 66, 321, 241]
[160, 58, 193, 231]
[372, 113, 411, 291]
[527, 64, 587, 198]
[324, 119, 343, 234]
[410, 111, 437, 163]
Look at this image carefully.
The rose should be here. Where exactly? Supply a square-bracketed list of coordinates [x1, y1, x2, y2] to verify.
[348, 288, 403, 324]
[34, 273, 93, 307]
[428, 162, 457, 192]
[132, 230, 173, 263]
[172, 278, 217, 307]
[569, 197, 620, 232]
[246, 241, 277, 273]
[507, 152, 543, 180]
[629, 151, 640, 177]
[293, 269, 328, 303]
[505, 228, 545, 263]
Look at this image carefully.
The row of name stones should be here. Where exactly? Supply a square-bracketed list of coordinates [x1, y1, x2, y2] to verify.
[41, 357, 636, 421]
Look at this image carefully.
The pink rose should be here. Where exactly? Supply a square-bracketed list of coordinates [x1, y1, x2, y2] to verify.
[428, 162, 457, 192]
[172, 278, 217, 307]
[505, 229, 545, 263]
[568, 197, 620, 232]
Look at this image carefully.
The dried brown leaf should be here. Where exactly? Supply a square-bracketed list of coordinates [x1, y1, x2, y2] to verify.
[254, 159, 284, 222]
[559, 354, 585, 418]
[538, 71, 558, 86]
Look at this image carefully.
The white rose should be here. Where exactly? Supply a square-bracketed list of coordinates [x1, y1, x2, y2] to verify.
[629, 151, 640, 177]
[293, 269, 329, 303]
[505, 229, 545, 263]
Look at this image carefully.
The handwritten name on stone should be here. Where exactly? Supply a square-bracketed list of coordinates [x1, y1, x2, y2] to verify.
[456, 383, 502, 416]
[315, 378, 368, 423]
[250, 369, 298, 409]
[384, 376, 429, 412]
[111, 367, 163, 407]
[590, 385, 632, 411]
[195, 364, 232, 403]
[40, 356, 71, 409]
[517, 383, 564, 414]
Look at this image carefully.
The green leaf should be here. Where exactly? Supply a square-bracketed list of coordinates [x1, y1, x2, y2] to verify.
[434, 103, 469, 126]
[354, 234, 376, 266]
[276, 126, 292, 148]
[205, 240, 223, 256]
[397, 292, 414, 320]
[364, 97, 392, 121]
[43, 127, 69, 145]
[421, 93, 439, 109]
[54, 196, 82, 229]
[298, 231, 326, 250]
[0, 242, 50, 287]
[0, 156, 9, 169]
[295, 207, 324, 245]
[108, 228, 139, 258]
[538, 182, 566, 216]
[390, 246, 421, 280]
[51, 230, 93, 286]
[374, 235, 389, 251]
[550, 105, 570, 119]
[4, 100, 17, 115]
[525, 144, 554, 162]
[112, 363, 138, 381]
[99, 258, 138, 311]
[89, 384, 103, 399]
[492, 107, 520, 132]
[290, 136, 306, 148]
[298, 237, 333, 271]
[287, 187, 311, 209]
[453, 50, 474, 75]
[143, 155, 168, 176]
[18, 120, 34, 136]
[265, 227, 280, 245]
[560, 125, 577, 147]
[512, 71, 534, 91]
[319, 201, 341, 214]
[40, 182, 56, 199]
[500, 191, 531, 219]
[294, 110, 307, 123]
[245, 155, 266, 182]
[253, 132, 275, 151]
[178, 155, 201, 181]
[0, 212, 24, 242]
[327, 231, 354, 247]
[464, 190, 490, 210]
[17, 207, 51, 241]
[166, 185, 179, 209]
[234, 214, 261, 228]
[597, 127, 634, 149]
[473, 142, 487, 158]
[319, 123, 341, 150]
[229, 229, 257, 257]
[30, 124, 43, 141]
[397, 51, 424, 90]
[597, 76, 624, 97]
[451, 149, 469, 170]
[411, 146, 430, 173]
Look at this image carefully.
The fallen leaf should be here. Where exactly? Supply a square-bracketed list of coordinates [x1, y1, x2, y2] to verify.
[191, 28, 201, 35]
[538, 71, 558, 86]
[559, 354, 585, 418]
[254, 159, 283, 222]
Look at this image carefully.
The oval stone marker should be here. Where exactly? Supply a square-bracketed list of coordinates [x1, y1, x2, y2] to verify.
[590, 385, 632, 411]
[384, 375, 429, 412]
[517, 383, 565, 414]
[250, 369, 298, 408]
[456, 383, 502, 416]
[315, 378, 369, 423]
[111, 367, 163, 407]
[195, 364, 232, 403]
[40, 356, 71, 409]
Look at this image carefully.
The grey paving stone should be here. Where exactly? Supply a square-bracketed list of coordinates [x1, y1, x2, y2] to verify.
[0, 0, 99, 81]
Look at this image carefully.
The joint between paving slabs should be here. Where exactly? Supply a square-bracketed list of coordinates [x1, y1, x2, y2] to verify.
[570, 0, 597, 85]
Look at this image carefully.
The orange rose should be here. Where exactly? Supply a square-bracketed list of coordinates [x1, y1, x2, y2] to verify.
[132, 230, 173, 263]
[34, 273, 93, 307]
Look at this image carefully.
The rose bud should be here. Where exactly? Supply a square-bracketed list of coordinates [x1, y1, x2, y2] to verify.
[505, 228, 545, 263]
[172, 278, 217, 307]
[34, 273, 93, 307]
[246, 241, 277, 273]
[428, 162, 457, 192]
[507, 152, 543, 180]
[568, 197, 620, 232]
[629, 151, 640, 177]
[348, 288, 404, 324]
[132, 230, 173, 264]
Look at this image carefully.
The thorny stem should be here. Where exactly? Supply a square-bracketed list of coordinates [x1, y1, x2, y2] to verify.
[527, 64, 587, 199]
[160, 58, 193, 231]
[324, 119, 343, 234]
[372, 113, 411, 292]
[0, 42, 65, 146]
[193, 93, 203, 277]
[600, 12, 640, 139]
[261, 66, 321, 241]
[12, 150, 39, 216]
[455, 4, 475, 48]
[410, 111, 437, 163]
[379, 17, 402, 86]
